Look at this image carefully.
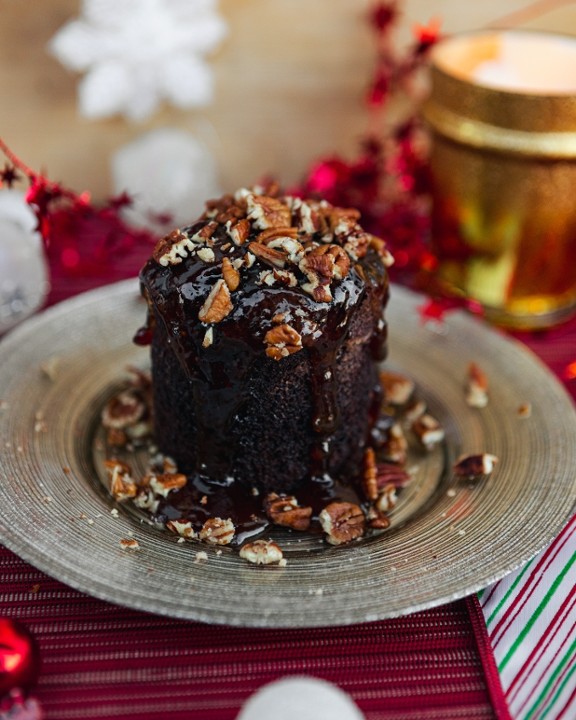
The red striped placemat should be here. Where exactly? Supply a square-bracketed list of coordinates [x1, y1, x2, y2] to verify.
[0, 544, 508, 720]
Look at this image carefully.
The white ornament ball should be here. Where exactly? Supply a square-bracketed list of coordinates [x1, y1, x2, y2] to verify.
[111, 127, 221, 232]
[0, 190, 49, 334]
[236, 677, 365, 720]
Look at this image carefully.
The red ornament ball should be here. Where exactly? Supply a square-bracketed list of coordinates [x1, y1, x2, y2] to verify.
[0, 619, 40, 698]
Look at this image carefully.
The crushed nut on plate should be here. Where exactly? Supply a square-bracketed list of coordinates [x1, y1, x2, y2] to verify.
[453, 453, 498, 477]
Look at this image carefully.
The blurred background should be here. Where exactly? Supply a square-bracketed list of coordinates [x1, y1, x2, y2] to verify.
[2, 0, 576, 199]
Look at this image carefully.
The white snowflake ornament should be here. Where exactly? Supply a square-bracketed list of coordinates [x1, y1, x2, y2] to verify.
[111, 127, 221, 231]
[49, 0, 227, 121]
[0, 190, 49, 335]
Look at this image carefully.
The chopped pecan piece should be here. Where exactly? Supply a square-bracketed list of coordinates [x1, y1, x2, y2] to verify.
[166, 519, 197, 539]
[264, 493, 312, 531]
[119, 538, 140, 550]
[226, 218, 251, 245]
[362, 447, 378, 501]
[247, 194, 291, 229]
[105, 459, 137, 501]
[247, 241, 287, 268]
[199, 517, 235, 545]
[222, 257, 240, 291]
[381, 422, 408, 464]
[149, 472, 187, 497]
[466, 362, 489, 408]
[375, 483, 397, 513]
[198, 279, 233, 323]
[264, 323, 303, 360]
[101, 389, 146, 430]
[319, 501, 366, 545]
[379, 370, 415, 406]
[152, 229, 195, 266]
[412, 414, 445, 450]
[453, 453, 498, 477]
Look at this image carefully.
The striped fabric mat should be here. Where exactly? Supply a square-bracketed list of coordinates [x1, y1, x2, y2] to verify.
[480, 514, 576, 720]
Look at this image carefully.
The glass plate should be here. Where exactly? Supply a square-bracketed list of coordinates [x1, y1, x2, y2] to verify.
[0, 279, 574, 627]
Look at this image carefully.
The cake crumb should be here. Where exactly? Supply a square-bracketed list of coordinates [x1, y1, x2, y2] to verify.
[517, 403, 532, 418]
[194, 551, 208, 563]
[40, 356, 60, 381]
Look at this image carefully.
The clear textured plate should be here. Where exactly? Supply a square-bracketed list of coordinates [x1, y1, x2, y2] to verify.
[0, 279, 574, 627]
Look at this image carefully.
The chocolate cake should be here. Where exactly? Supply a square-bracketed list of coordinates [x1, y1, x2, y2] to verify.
[136, 185, 393, 500]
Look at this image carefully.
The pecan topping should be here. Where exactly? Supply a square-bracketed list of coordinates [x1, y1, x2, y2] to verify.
[319, 501, 366, 545]
[198, 279, 233, 323]
[307, 243, 350, 279]
[466, 362, 489, 408]
[152, 229, 195, 266]
[191, 221, 218, 243]
[199, 517, 235, 545]
[239, 539, 285, 565]
[226, 218, 251, 245]
[264, 323, 303, 360]
[264, 493, 312, 531]
[247, 241, 286, 268]
[247, 194, 291, 229]
[222, 257, 240, 291]
[256, 227, 298, 244]
[453, 453, 498, 477]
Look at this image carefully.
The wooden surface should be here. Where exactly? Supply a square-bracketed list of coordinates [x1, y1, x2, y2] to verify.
[1, 0, 576, 200]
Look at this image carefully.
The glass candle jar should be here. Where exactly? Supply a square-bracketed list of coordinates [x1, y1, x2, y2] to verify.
[423, 30, 576, 329]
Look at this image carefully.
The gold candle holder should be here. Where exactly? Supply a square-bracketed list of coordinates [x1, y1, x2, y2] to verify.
[423, 30, 576, 329]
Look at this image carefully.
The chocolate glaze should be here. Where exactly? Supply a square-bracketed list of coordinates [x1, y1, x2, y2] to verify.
[136, 190, 391, 533]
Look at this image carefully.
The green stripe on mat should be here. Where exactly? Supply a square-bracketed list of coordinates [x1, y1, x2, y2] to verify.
[524, 636, 576, 720]
[498, 552, 576, 673]
[486, 560, 533, 628]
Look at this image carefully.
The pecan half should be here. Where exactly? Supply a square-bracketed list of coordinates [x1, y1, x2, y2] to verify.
[264, 323, 303, 360]
[198, 279, 233, 323]
[381, 422, 408, 464]
[319, 501, 366, 545]
[264, 493, 312, 531]
[239, 539, 285, 565]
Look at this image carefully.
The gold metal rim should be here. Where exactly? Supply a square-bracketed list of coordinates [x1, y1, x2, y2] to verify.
[423, 100, 576, 158]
